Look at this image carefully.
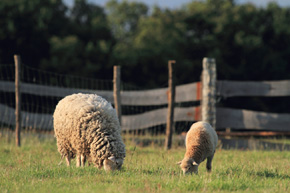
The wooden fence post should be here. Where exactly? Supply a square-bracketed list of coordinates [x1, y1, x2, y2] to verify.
[165, 60, 176, 150]
[201, 58, 216, 129]
[14, 55, 21, 147]
[113, 66, 122, 126]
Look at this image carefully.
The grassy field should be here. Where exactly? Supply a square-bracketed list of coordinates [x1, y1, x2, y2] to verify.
[1, 133, 290, 193]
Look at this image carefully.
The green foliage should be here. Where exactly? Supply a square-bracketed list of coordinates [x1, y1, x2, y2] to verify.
[106, 0, 148, 40]
[1, 0, 290, 87]
[41, 0, 114, 78]
[0, 0, 68, 66]
[1, 134, 290, 192]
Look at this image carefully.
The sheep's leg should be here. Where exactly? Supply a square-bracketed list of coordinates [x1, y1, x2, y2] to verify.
[206, 154, 214, 172]
[81, 155, 86, 167]
[76, 154, 82, 167]
[65, 156, 71, 166]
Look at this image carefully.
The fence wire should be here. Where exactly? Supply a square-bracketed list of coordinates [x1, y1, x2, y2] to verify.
[0, 63, 195, 135]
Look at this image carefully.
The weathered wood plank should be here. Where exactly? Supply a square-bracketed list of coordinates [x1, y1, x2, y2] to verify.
[120, 82, 200, 105]
[122, 107, 197, 130]
[0, 81, 15, 92]
[0, 80, 200, 105]
[216, 107, 290, 131]
[120, 88, 167, 106]
[175, 82, 200, 103]
[0, 80, 114, 103]
[0, 104, 197, 131]
[202, 58, 216, 129]
[217, 80, 290, 97]
[2, 80, 290, 108]
[2, 103, 290, 131]
[217, 131, 290, 137]
[0, 104, 53, 130]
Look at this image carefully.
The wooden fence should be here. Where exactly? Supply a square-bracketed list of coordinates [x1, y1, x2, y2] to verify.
[1, 57, 290, 134]
[0, 81, 201, 130]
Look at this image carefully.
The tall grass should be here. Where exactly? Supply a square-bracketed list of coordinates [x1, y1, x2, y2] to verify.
[1, 133, 290, 193]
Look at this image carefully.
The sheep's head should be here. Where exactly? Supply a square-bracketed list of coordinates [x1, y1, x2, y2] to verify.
[177, 157, 199, 175]
[103, 156, 123, 172]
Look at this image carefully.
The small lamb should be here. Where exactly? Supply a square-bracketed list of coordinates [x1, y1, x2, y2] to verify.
[177, 121, 218, 175]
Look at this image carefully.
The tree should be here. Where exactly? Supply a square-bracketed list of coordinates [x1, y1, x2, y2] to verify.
[41, 0, 114, 79]
[129, 7, 190, 87]
[106, 0, 148, 41]
[0, 0, 68, 66]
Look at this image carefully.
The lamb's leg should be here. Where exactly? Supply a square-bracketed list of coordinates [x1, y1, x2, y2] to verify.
[76, 155, 81, 167]
[206, 154, 214, 172]
[65, 155, 71, 166]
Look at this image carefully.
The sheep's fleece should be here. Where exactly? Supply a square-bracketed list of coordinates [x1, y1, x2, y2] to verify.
[53, 93, 126, 171]
[178, 121, 218, 175]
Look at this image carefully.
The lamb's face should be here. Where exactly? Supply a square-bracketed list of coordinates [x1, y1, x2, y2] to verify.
[103, 156, 123, 172]
[178, 158, 199, 175]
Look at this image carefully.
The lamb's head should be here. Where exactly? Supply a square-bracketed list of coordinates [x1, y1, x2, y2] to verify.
[177, 157, 199, 175]
[103, 156, 124, 172]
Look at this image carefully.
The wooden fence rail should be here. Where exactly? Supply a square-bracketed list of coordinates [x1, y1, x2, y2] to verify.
[0, 81, 201, 105]
[0, 103, 198, 131]
[2, 78, 290, 131]
[0, 104, 53, 130]
[217, 80, 290, 97]
[216, 107, 290, 131]
[2, 80, 290, 105]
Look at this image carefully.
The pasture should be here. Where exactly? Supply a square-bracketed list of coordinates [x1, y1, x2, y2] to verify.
[1, 133, 290, 193]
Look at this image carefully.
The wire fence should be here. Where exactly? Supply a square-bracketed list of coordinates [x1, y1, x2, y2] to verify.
[2, 57, 289, 138]
[0, 62, 196, 135]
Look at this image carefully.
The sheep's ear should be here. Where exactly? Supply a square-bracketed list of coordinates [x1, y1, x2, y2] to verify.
[176, 161, 182, 165]
[192, 161, 198, 166]
[108, 156, 116, 162]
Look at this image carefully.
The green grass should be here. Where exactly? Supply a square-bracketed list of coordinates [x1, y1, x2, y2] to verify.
[1, 133, 290, 193]
[263, 138, 290, 145]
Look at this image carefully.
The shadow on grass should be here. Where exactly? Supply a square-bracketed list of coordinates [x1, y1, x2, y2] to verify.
[139, 168, 180, 176]
[254, 170, 290, 179]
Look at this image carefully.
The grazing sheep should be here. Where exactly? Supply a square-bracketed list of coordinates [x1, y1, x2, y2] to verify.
[177, 121, 218, 175]
[53, 93, 126, 171]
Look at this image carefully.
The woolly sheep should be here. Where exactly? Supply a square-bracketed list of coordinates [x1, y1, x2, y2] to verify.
[177, 121, 218, 175]
[53, 93, 126, 171]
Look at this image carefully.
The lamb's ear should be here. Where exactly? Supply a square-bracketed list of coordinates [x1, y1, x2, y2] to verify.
[192, 161, 198, 166]
[176, 161, 182, 165]
[108, 156, 116, 162]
